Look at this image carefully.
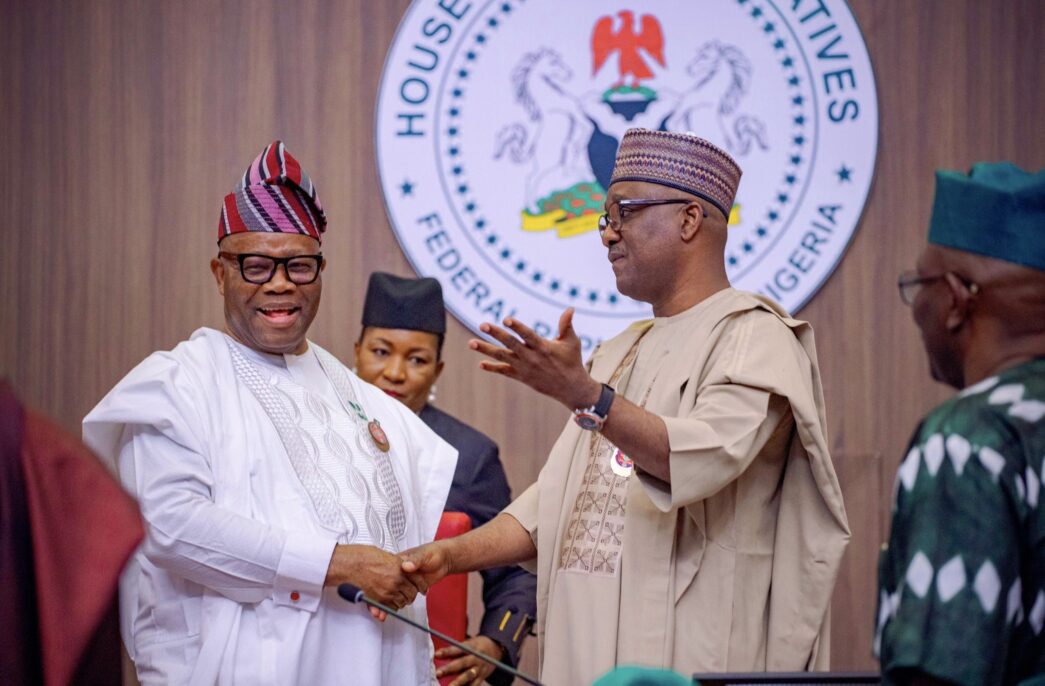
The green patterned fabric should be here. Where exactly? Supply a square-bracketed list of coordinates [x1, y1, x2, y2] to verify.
[876, 357, 1045, 685]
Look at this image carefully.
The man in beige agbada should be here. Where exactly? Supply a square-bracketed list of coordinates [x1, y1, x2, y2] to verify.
[402, 129, 851, 683]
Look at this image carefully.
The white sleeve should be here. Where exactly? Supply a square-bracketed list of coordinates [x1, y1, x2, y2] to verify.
[398, 410, 458, 544]
[122, 425, 336, 612]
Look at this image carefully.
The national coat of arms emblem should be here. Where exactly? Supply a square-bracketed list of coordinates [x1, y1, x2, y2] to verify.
[376, 0, 878, 351]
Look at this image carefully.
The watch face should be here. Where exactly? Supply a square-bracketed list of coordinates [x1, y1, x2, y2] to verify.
[573, 412, 602, 431]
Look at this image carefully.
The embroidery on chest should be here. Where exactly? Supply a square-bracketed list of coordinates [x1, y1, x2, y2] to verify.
[559, 331, 651, 577]
[313, 346, 409, 545]
[559, 432, 631, 576]
[227, 342, 407, 549]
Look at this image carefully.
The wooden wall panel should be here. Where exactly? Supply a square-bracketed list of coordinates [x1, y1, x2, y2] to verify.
[830, 452, 883, 667]
[2, 0, 1043, 674]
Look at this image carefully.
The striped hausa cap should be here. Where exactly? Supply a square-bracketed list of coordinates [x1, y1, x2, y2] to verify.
[218, 141, 327, 243]
[609, 129, 742, 220]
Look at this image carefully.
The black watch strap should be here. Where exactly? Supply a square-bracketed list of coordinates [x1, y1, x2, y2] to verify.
[594, 383, 615, 418]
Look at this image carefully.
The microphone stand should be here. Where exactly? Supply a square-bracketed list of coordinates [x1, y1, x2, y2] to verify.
[337, 584, 544, 686]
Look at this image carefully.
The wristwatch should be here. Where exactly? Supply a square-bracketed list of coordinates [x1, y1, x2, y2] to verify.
[572, 383, 616, 431]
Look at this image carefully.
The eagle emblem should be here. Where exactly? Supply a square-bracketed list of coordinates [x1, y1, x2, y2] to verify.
[591, 11, 666, 89]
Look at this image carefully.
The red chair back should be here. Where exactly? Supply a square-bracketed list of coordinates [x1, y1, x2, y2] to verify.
[428, 512, 471, 685]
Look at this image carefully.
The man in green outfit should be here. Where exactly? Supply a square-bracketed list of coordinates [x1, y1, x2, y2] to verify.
[877, 162, 1045, 685]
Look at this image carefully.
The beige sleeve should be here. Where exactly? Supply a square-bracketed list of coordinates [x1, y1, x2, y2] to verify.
[637, 310, 796, 511]
[502, 482, 540, 574]
[503, 480, 539, 542]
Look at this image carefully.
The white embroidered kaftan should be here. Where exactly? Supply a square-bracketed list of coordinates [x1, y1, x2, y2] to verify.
[83, 328, 457, 685]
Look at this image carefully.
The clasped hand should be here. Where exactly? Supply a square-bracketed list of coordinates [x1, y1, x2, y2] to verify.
[326, 542, 457, 622]
[326, 543, 427, 621]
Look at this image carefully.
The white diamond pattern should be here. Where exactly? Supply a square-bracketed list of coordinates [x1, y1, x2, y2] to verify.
[1016, 474, 1026, 503]
[906, 552, 934, 598]
[924, 434, 945, 476]
[1031, 591, 1045, 635]
[1009, 399, 1045, 422]
[877, 589, 891, 627]
[988, 383, 1025, 405]
[874, 589, 891, 656]
[874, 586, 902, 659]
[1007, 578, 1024, 624]
[959, 375, 1000, 397]
[899, 446, 921, 492]
[945, 434, 972, 475]
[1027, 466, 1041, 509]
[936, 556, 966, 602]
[973, 560, 1001, 612]
[979, 446, 1006, 481]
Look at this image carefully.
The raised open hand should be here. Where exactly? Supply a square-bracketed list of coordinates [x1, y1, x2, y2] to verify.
[469, 308, 600, 410]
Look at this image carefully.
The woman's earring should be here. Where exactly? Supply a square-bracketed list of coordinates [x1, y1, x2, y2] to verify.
[428, 385, 437, 404]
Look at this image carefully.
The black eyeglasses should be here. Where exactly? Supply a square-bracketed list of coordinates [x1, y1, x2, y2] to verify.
[218, 251, 324, 285]
[597, 198, 707, 235]
[897, 269, 979, 306]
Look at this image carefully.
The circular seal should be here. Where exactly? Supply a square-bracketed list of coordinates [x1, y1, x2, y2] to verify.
[376, 0, 878, 352]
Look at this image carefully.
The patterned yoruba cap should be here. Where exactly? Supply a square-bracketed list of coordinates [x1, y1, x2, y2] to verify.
[929, 162, 1045, 271]
[217, 140, 326, 243]
[609, 129, 742, 219]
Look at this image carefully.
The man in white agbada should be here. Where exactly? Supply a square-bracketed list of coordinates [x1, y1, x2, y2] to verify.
[401, 129, 851, 684]
[83, 141, 456, 685]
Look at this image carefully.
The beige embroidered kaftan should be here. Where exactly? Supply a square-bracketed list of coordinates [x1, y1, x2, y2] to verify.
[504, 288, 850, 685]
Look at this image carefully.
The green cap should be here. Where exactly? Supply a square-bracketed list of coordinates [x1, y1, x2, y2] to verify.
[593, 666, 695, 686]
[928, 162, 1045, 271]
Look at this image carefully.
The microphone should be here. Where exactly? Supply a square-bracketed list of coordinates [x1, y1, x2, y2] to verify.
[337, 583, 544, 686]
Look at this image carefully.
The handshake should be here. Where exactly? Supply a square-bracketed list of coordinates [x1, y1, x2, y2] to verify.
[324, 541, 453, 620]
